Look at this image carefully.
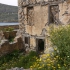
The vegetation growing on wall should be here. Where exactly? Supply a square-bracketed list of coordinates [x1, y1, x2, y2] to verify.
[4, 27, 14, 32]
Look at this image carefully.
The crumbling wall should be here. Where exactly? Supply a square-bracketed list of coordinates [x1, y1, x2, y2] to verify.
[0, 36, 24, 56]
[18, 0, 48, 6]
[18, 0, 59, 52]
[3, 30, 17, 39]
[0, 25, 19, 30]
[25, 5, 48, 36]
[59, 1, 70, 24]
[18, 0, 70, 52]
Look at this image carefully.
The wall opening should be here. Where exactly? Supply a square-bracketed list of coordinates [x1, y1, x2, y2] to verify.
[24, 36, 30, 48]
[25, 37, 29, 44]
[36, 39, 45, 52]
[49, 5, 59, 24]
[27, 6, 34, 26]
[50, 7, 54, 23]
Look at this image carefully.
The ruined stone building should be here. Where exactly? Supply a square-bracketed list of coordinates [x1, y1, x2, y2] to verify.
[18, 0, 70, 52]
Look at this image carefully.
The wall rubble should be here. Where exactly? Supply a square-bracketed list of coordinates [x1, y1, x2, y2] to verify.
[0, 36, 24, 56]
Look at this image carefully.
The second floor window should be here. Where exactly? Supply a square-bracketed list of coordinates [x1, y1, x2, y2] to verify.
[27, 6, 34, 26]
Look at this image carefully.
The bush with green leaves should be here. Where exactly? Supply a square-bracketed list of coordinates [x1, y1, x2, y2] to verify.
[16, 51, 38, 69]
[30, 25, 70, 70]
[4, 27, 14, 32]
[0, 50, 38, 70]
[50, 25, 70, 69]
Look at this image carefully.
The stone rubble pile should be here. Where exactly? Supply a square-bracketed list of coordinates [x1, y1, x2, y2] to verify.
[6, 67, 30, 70]
[6, 67, 24, 70]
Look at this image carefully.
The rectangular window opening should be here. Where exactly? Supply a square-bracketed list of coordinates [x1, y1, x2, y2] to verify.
[25, 37, 29, 44]
[27, 6, 34, 26]
[49, 5, 59, 24]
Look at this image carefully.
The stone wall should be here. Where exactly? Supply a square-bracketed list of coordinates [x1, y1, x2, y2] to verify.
[59, 1, 70, 25]
[18, 0, 70, 52]
[0, 36, 24, 56]
[3, 30, 17, 39]
[25, 5, 48, 36]
[18, 0, 58, 52]
[0, 25, 19, 30]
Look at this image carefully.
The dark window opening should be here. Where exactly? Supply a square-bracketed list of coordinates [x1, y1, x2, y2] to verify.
[25, 37, 29, 44]
[50, 10, 54, 23]
[27, 6, 33, 10]
[49, 5, 59, 24]
[49, 6, 55, 24]
[37, 39, 44, 52]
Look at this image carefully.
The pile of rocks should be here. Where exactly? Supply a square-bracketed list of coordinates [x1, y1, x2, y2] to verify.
[6, 67, 24, 70]
[6, 67, 30, 70]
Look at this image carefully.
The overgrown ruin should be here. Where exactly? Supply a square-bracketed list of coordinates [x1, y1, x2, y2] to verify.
[18, 0, 70, 53]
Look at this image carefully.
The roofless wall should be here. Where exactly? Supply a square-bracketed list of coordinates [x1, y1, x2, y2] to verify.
[18, 0, 70, 52]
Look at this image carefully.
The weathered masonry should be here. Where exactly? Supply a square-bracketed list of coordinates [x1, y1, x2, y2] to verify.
[18, 0, 70, 52]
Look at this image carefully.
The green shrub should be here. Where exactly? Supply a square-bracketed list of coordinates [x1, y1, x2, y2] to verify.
[29, 51, 38, 57]
[0, 51, 38, 70]
[30, 25, 70, 70]
[50, 25, 70, 70]
[8, 36, 14, 42]
[4, 27, 14, 32]
[16, 51, 38, 69]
